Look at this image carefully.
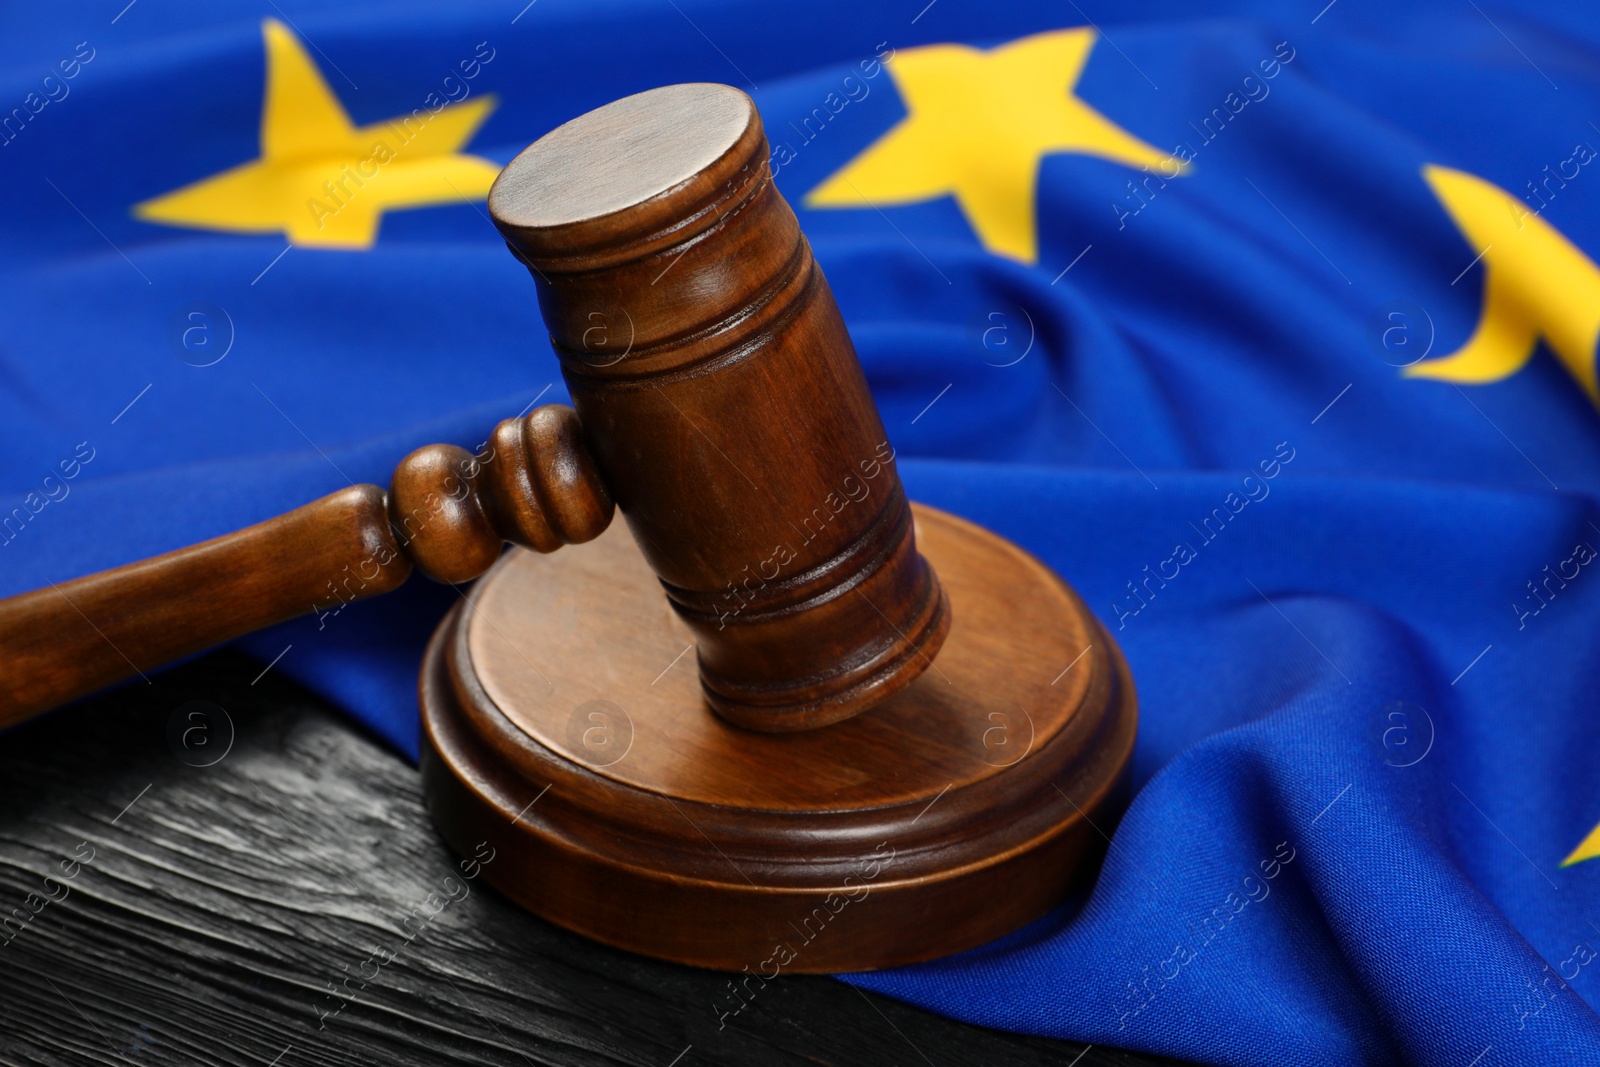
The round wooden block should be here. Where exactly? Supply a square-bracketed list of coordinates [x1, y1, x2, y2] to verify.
[420, 504, 1137, 972]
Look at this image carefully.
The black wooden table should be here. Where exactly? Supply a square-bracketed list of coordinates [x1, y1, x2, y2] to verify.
[0, 651, 1179, 1066]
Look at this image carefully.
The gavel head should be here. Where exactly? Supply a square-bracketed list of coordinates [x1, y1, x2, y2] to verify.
[486, 83, 950, 731]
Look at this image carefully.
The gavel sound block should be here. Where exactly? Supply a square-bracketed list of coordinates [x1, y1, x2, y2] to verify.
[0, 84, 1135, 972]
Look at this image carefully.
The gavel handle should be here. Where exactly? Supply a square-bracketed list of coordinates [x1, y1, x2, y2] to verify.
[0, 405, 612, 730]
[0, 486, 406, 727]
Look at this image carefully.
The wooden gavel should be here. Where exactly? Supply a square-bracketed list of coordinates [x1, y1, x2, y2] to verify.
[0, 82, 948, 735]
[1, 83, 1135, 972]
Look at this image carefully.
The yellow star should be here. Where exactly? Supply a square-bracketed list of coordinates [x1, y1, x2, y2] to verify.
[805, 28, 1176, 264]
[1406, 164, 1600, 406]
[134, 19, 500, 249]
[1564, 821, 1600, 868]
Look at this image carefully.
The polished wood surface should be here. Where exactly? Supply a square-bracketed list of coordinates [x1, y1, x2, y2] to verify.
[469, 510, 1093, 809]
[422, 503, 1137, 971]
[0, 405, 610, 729]
[490, 82, 949, 731]
[0, 651, 1177, 1067]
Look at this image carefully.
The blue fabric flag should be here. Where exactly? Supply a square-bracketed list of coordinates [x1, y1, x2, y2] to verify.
[4, 1, 1600, 1063]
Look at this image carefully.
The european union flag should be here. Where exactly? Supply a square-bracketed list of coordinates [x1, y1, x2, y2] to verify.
[5, 1, 1600, 1063]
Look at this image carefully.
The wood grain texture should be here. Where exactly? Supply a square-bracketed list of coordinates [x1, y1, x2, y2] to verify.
[422, 503, 1137, 971]
[490, 83, 949, 731]
[489, 83, 753, 230]
[0, 405, 610, 730]
[0, 651, 1182, 1067]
